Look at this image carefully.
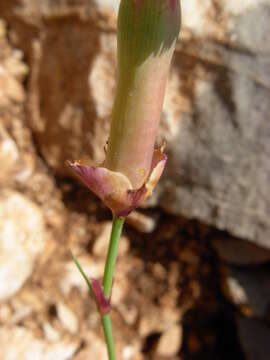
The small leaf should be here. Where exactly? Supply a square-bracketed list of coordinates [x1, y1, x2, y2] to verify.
[70, 251, 111, 315]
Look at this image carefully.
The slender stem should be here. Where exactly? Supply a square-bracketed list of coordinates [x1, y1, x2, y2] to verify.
[102, 216, 125, 298]
[101, 314, 116, 360]
[101, 215, 125, 360]
[71, 216, 124, 360]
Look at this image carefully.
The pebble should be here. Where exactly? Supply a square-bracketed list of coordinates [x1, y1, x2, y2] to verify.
[225, 276, 248, 306]
[93, 221, 129, 257]
[0, 65, 25, 103]
[93, 222, 111, 257]
[3, 50, 29, 81]
[0, 190, 45, 301]
[73, 331, 107, 360]
[60, 256, 104, 294]
[139, 307, 181, 337]
[0, 123, 20, 185]
[122, 344, 143, 360]
[56, 302, 79, 334]
[156, 324, 183, 357]
[0, 305, 12, 323]
[43, 322, 60, 342]
[127, 211, 158, 233]
[118, 303, 138, 326]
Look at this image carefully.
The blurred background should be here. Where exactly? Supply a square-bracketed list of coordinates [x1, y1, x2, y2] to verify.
[0, 0, 269, 359]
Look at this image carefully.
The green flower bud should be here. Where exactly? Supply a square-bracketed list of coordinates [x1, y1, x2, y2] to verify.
[105, 0, 181, 188]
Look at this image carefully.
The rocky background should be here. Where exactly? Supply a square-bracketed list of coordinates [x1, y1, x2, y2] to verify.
[0, 0, 270, 359]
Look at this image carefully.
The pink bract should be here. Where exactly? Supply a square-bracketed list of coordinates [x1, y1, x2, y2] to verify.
[67, 148, 167, 217]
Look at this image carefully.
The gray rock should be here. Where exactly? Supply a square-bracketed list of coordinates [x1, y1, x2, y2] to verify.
[161, 4, 270, 249]
[233, 4, 270, 53]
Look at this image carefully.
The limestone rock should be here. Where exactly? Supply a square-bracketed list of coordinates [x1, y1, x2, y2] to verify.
[0, 191, 45, 300]
[160, 2, 270, 249]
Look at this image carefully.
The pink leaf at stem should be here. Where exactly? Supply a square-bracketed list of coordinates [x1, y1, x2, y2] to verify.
[90, 278, 111, 315]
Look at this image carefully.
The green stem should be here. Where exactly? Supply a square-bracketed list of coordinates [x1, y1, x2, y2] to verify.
[71, 215, 124, 360]
[101, 314, 116, 360]
[101, 215, 125, 360]
[102, 216, 125, 297]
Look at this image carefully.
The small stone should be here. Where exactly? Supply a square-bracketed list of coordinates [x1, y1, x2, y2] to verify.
[3, 50, 29, 81]
[156, 324, 183, 357]
[225, 276, 248, 306]
[112, 278, 128, 305]
[0, 123, 20, 184]
[122, 344, 143, 360]
[19, 289, 44, 313]
[43, 322, 60, 342]
[93, 222, 112, 257]
[118, 236, 130, 257]
[118, 303, 138, 326]
[0, 305, 12, 323]
[0, 65, 25, 103]
[139, 306, 181, 337]
[73, 332, 107, 360]
[151, 263, 167, 280]
[0, 190, 45, 300]
[127, 211, 158, 233]
[56, 302, 79, 334]
[10, 305, 32, 325]
[60, 256, 104, 294]
[93, 221, 129, 258]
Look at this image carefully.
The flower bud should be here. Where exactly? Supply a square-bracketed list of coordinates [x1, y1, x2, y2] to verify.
[105, 0, 181, 188]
